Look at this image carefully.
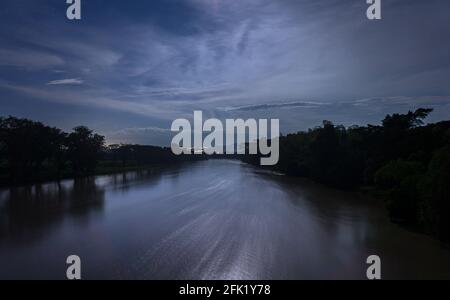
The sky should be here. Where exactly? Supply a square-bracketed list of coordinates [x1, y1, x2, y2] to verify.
[0, 0, 449, 145]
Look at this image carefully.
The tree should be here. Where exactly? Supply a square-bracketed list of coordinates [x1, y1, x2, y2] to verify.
[0, 116, 66, 182]
[420, 146, 450, 242]
[382, 108, 433, 131]
[66, 126, 105, 175]
[374, 159, 425, 224]
[379, 109, 434, 163]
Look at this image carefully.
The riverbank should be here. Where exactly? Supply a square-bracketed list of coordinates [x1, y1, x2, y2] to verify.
[0, 160, 196, 188]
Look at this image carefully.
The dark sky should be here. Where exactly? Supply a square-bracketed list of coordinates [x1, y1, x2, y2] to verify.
[1, 0, 449, 145]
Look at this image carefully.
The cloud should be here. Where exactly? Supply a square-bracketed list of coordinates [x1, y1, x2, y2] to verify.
[0, 82, 187, 121]
[47, 78, 84, 86]
[0, 48, 64, 69]
[112, 126, 171, 135]
[219, 101, 328, 112]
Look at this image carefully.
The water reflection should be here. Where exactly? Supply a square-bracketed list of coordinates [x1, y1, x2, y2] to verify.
[0, 164, 185, 242]
[0, 160, 449, 279]
[0, 178, 105, 243]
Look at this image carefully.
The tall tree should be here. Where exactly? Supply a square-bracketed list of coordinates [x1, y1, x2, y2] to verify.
[66, 126, 105, 175]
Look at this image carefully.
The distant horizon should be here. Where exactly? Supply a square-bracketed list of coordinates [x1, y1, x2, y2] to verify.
[3, 104, 447, 148]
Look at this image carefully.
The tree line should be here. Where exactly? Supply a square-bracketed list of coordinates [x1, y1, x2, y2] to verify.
[0, 116, 200, 186]
[242, 109, 450, 242]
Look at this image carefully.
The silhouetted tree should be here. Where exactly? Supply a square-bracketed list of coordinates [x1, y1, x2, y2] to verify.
[66, 126, 105, 175]
[0, 116, 66, 182]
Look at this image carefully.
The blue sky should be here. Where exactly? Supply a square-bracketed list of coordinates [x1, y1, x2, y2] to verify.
[1, 0, 449, 145]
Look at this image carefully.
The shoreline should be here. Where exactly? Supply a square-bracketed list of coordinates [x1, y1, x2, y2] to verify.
[0, 161, 190, 189]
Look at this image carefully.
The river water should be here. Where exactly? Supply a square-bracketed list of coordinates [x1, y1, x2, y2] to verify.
[0, 160, 449, 279]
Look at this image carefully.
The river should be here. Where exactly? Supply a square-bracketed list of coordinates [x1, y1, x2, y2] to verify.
[0, 160, 449, 279]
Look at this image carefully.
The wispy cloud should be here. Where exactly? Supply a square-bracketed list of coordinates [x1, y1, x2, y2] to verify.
[0, 48, 64, 69]
[112, 127, 171, 135]
[0, 82, 186, 121]
[219, 101, 328, 112]
[47, 78, 84, 86]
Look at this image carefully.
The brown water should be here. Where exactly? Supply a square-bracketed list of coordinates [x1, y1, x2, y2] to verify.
[0, 160, 449, 280]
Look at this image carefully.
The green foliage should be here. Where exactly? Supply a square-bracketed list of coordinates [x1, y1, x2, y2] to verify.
[420, 146, 450, 242]
[243, 108, 450, 242]
[375, 160, 425, 224]
[374, 160, 425, 190]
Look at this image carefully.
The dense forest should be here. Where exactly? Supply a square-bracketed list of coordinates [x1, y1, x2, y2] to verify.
[0, 116, 201, 186]
[243, 109, 450, 243]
